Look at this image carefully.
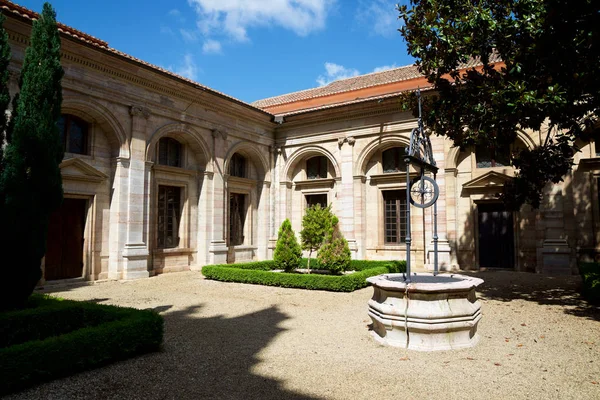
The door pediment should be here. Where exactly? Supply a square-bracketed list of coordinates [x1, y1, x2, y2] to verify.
[463, 171, 513, 191]
[60, 158, 108, 183]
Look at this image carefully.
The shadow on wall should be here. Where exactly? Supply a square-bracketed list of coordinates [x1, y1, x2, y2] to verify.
[9, 303, 319, 399]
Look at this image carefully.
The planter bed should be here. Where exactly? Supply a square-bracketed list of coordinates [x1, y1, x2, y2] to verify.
[201, 259, 406, 292]
[0, 294, 163, 395]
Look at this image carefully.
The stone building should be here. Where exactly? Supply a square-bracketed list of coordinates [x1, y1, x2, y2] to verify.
[1, 0, 595, 283]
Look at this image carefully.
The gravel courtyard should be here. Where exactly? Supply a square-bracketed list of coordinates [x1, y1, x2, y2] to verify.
[7, 271, 600, 400]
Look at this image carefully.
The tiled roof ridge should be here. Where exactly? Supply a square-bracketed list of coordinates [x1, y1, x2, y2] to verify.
[0, 0, 270, 115]
[0, 0, 109, 48]
[252, 63, 420, 108]
[252, 55, 502, 109]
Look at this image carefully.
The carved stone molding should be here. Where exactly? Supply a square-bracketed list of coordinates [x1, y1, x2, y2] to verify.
[211, 128, 228, 140]
[338, 136, 356, 147]
[129, 105, 150, 119]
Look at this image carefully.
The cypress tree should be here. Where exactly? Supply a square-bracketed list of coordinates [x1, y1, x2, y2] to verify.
[317, 216, 351, 274]
[0, 3, 64, 310]
[273, 219, 302, 272]
[0, 12, 11, 176]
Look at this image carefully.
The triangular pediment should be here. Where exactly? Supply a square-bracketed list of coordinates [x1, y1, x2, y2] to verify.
[463, 171, 512, 190]
[60, 158, 108, 183]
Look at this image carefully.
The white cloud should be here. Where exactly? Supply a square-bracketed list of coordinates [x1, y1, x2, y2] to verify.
[356, 0, 403, 37]
[316, 62, 399, 86]
[316, 62, 360, 86]
[180, 28, 198, 42]
[188, 0, 335, 42]
[160, 26, 175, 35]
[168, 8, 186, 23]
[202, 39, 222, 54]
[372, 63, 397, 73]
[167, 54, 199, 81]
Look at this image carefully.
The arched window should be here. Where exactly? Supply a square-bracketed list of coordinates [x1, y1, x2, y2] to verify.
[475, 144, 510, 168]
[58, 114, 89, 155]
[230, 153, 247, 178]
[382, 147, 405, 173]
[158, 137, 182, 167]
[306, 156, 328, 179]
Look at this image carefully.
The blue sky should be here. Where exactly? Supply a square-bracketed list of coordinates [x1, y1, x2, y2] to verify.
[16, 0, 413, 103]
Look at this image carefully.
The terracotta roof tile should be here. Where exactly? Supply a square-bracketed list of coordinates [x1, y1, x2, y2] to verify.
[252, 54, 503, 110]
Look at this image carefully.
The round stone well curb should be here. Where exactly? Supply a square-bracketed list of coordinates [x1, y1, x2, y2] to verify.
[366, 273, 484, 351]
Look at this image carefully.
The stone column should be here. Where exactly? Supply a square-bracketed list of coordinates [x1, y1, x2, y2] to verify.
[339, 136, 358, 257]
[267, 146, 279, 257]
[209, 129, 228, 264]
[121, 106, 151, 280]
[108, 156, 129, 280]
[353, 175, 366, 259]
[258, 180, 271, 260]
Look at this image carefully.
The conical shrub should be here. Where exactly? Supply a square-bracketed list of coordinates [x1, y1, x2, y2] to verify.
[273, 219, 302, 272]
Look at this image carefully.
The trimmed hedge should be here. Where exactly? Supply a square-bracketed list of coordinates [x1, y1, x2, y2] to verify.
[579, 263, 600, 304]
[202, 259, 406, 292]
[0, 294, 163, 395]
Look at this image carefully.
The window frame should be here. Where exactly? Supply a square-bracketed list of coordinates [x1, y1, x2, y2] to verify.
[382, 190, 407, 245]
[475, 144, 511, 168]
[58, 114, 89, 155]
[230, 153, 247, 178]
[229, 192, 248, 246]
[306, 156, 328, 180]
[156, 185, 182, 249]
[382, 147, 405, 173]
[157, 137, 183, 168]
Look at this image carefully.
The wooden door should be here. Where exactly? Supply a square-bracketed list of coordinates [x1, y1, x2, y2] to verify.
[477, 203, 515, 269]
[45, 198, 87, 280]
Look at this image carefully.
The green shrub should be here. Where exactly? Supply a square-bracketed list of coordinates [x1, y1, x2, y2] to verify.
[579, 263, 600, 304]
[273, 219, 302, 272]
[201, 259, 405, 292]
[317, 216, 351, 274]
[0, 295, 163, 395]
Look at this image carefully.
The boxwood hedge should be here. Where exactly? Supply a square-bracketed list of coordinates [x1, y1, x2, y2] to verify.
[202, 259, 406, 292]
[0, 295, 163, 395]
[579, 263, 600, 304]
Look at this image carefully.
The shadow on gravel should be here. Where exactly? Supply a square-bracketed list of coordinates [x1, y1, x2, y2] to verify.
[467, 271, 600, 322]
[8, 303, 319, 400]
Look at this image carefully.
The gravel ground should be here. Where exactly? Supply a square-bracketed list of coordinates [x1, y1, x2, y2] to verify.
[6, 271, 600, 400]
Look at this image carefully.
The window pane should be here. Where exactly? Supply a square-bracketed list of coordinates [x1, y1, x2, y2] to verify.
[383, 190, 407, 244]
[382, 147, 404, 173]
[230, 153, 246, 178]
[475, 145, 493, 168]
[229, 193, 246, 245]
[68, 120, 86, 154]
[305, 194, 327, 208]
[307, 156, 327, 179]
[158, 138, 182, 167]
[157, 185, 181, 249]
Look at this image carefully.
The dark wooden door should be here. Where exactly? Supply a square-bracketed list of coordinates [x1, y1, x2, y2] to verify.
[478, 203, 515, 269]
[45, 198, 87, 280]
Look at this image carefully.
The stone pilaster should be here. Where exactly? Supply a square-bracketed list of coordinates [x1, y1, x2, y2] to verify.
[339, 136, 358, 256]
[122, 106, 151, 280]
[208, 129, 228, 264]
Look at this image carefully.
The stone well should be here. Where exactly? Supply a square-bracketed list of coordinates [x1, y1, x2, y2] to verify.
[367, 273, 484, 351]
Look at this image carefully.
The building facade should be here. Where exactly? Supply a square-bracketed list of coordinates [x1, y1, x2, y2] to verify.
[2, 1, 596, 283]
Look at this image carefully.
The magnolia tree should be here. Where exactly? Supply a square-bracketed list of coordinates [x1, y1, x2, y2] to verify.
[399, 0, 600, 209]
[0, 3, 64, 310]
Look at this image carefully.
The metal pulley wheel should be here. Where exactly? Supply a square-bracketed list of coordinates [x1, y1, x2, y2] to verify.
[409, 175, 439, 208]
